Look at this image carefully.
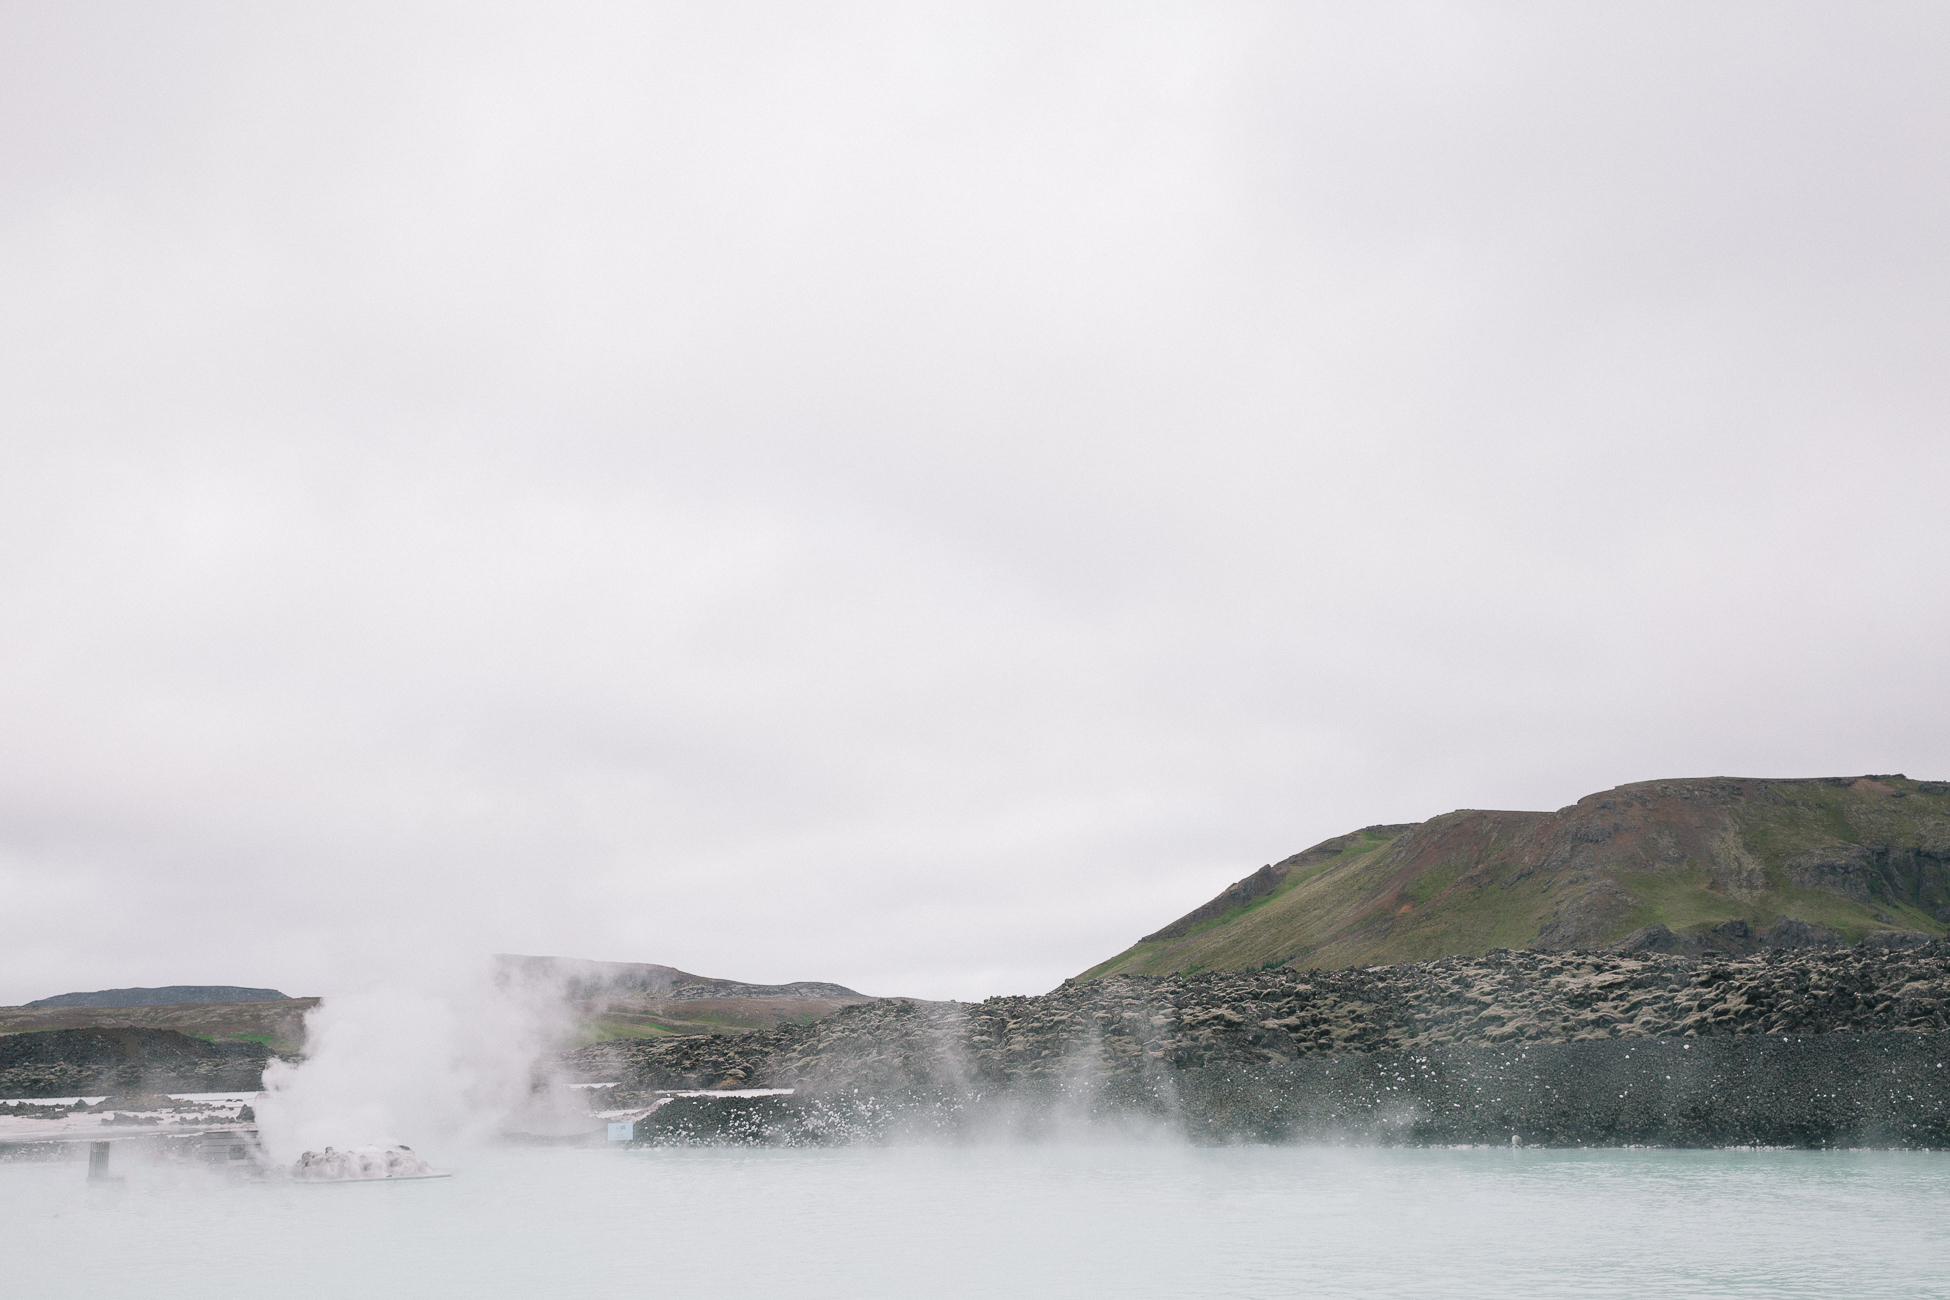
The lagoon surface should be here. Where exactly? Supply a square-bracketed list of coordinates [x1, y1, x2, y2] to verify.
[5, 1145, 1947, 1299]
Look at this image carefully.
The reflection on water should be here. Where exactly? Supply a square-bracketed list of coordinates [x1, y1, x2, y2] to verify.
[5, 1145, 1946, 1298]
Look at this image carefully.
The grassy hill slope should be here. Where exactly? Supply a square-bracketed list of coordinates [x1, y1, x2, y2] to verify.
[0, 999, 316, 1054]
[1079, 774, 1950, 979]
[497, 954, 877, 1042]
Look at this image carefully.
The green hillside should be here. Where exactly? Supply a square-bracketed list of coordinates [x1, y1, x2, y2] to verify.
[1079, 774, 1950, 979]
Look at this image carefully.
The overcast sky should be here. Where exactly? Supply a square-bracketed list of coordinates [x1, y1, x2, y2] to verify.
[2, 2, 1946, 1006]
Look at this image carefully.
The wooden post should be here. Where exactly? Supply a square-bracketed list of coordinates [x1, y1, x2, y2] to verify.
[87, 1141, 112, 1180]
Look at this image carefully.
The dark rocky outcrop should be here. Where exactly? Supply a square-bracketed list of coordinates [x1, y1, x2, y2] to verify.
[570, 942, 1950, 1147]
[0, 1028, 273, 1098]
[623, 1034, 1950, 1149]
[1609, 916, 1850, 957]
[1786, 844, 1950, 910]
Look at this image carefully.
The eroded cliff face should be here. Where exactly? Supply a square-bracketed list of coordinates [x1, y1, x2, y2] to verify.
[1083, 775, 1950, 978]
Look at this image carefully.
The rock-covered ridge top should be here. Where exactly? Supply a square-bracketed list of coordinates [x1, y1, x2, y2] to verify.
[567, 940, 1950, 1097]
[1085, 774, 1950, 978]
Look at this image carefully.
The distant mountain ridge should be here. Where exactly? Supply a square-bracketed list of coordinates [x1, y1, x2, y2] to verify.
[26, 985, 291, 1009]
[496, 954, 874, 1040]
[493, 955, 863, 1001]
[1081, 774, 1950, 980]
[0, 997, 316, 1054]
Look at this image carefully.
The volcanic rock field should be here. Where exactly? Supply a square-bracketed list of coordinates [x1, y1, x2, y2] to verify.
[8, 943, 1946, 1148]
[571, 940, 1950, 1147]
[0, 1028, 272, 1099]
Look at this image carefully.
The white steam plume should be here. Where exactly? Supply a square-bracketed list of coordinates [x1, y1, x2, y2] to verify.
[253, 956, 583, 1164]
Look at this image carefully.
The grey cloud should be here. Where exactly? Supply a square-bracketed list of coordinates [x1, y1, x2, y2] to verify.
[1, 3, 1946, 1003]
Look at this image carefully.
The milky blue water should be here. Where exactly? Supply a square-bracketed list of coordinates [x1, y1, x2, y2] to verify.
[5, 1145, 1946, 1298]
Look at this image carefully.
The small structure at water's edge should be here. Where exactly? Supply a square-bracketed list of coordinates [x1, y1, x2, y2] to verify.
[0, 1094, 268, 1180]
